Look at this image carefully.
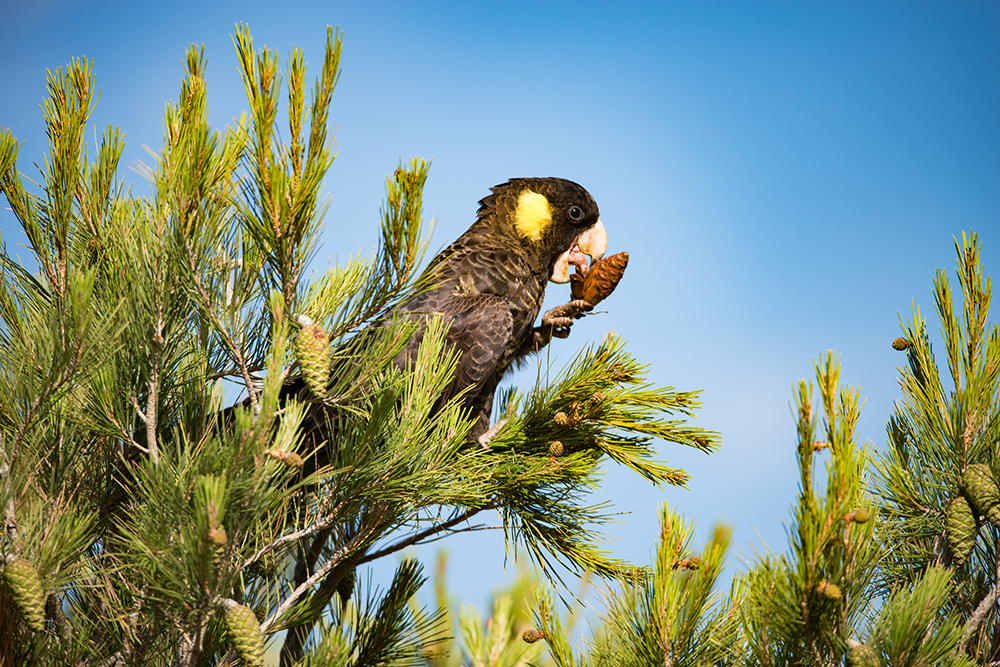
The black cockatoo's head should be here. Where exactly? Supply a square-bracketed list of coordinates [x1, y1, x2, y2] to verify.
[477, 177, 607, 283]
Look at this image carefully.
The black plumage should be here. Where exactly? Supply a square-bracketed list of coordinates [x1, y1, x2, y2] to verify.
[297, 177, 607, 452]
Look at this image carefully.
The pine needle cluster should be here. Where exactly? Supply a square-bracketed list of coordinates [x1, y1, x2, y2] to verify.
[6, 19, 994, 667]
[0, 26, 719, 665]
[529, 235, 996, 666]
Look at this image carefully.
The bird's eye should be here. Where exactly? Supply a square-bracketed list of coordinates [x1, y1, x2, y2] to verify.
[567, 205, 584, 222]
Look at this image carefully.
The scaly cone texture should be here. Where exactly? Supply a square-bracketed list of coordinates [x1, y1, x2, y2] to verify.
[945, 496, 976, 566]
[3, 559, 45, 633]
[570, 251, 629, 306]
[987, 505, 1000, 528]
[296, 322, 331, 398]
[225, 603, 265, 667]
[891, 337, 912, 351]
[962, 464, 1000, 515]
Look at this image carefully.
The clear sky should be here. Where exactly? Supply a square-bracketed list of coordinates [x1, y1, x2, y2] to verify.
[2, 0, 999, 614]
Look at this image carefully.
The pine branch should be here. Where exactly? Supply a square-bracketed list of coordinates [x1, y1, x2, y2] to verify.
[261, 527, 368, 634]
[240, 499, 348, 570]
[185, 239, 260, 415]
[9, 323, 85, 467]
[960, 554, 1000, 649]
[357, 503, 496, 566]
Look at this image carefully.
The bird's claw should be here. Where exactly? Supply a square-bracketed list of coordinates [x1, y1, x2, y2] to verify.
[525, 299, 594, 348]
[541, 299, 593, 331]
[477, 417, 509, 448]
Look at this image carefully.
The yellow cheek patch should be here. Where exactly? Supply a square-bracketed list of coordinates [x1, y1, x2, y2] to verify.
[514, 191, 552, 241]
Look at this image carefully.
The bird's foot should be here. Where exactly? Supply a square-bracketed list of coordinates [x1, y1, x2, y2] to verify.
[541, 299, 593, 338]
[522, 299, 594, 354]
[477, 417, 509, 449]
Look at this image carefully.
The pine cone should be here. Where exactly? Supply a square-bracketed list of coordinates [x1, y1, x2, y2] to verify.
[849, 643, 878, 667]
[946, 495, 977, 566]
[282, 451, 304, 469]
[3, 558, 45, 632]
[962, 464, 1000, 514]
[572, 251, 629, 306]
[816, 580, 842, 600]
[987, 504, 1000, 528]
[337, 567, 356, 608]
[891, 337, 912, 351]
[208, 527, 228, 546]
[548, 441, 564, 457]
[296, 323, 330, 397]
[569, 272, 586, 301]
[225, 603, 265, 667]
[265, 449, 305, 469]
[522, 628, 545, 643]
[852, 509, 871, 524]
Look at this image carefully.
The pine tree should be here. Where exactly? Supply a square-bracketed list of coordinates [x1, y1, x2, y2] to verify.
[873, 231, 1000, 664]
[0, 26, 720, 665]
[532, 234, 998, 665]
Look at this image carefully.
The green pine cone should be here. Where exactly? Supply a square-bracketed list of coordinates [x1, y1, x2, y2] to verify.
[816, 580, 842, 600]
[986, 504, 1000, 528]
[3, 558, 45, 632]
[963, 464, 1000, 514]
[849, 643, 878, 667]
[225, 603, 265, 667]
[946, 495, 977, 566]
[296, 323, 330, 397]
[337, 567, 356, 608]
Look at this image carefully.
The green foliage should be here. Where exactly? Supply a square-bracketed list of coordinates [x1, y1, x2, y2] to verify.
[873, 232, 1000, 661]
[459, 594, 547, 667]
[737, 353, 878, 666]
[6, 15, 993, 667]
[487, 333, 719, 583]
[0, 25, 715, 666]
[859, 566, 975, 667]
[530, 249, 999, 663]
[535, 505, 739, 667]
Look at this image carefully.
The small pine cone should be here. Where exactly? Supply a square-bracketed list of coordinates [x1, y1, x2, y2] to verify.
[208, 527, 228, 546]
[549, 441, 564, 457]
[3, 559, 45, 632]
[554, 411, 571, 426]
[337, 567, 356, 607]
[225, 603, 265, 667]
[266, 449, 305, 469]
[852, 509, 871, 524]
[891, 337, 912, 351]
[580, 252, 629, 306]
[946, 495, 977, 566]
[962, 464, 1000, 514]
[816, 580, 842, 600]
[849, 642, 878, 667]
[282, 451, 304, 469]
[296, 323, 331, 397]
[671, 557, 701, 570]
[522, 628, 545, 644]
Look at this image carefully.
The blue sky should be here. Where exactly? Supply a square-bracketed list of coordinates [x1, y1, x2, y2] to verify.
[2, 1, 999, 614]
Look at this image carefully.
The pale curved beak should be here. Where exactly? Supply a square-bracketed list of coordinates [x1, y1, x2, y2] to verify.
[577, 219, 608, 262]
[549, 219, 608, 284]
